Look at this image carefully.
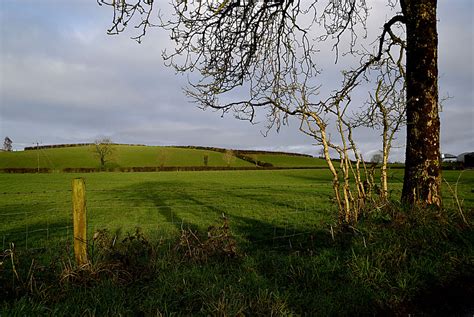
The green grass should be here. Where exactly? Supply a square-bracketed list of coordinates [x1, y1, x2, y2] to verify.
[0, 145, 255, 170]
[1, 169, 470, 248]
[0, 169, 336, 249]
[0, 145, 330, 170]
[0, 169, 473, 315]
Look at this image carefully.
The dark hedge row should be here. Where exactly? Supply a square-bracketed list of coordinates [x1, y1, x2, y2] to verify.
[441, 162, 465, 170]
[0, 168, 54, 173]
[235, 154, 274, 167]
[22, 143, 313, 159]
[237, 149, 312, 157]
[24, 143, 94, 151]
[0, 166, 325, 174]
[24, 143, 146, 151]
[174, 145, 313, 157]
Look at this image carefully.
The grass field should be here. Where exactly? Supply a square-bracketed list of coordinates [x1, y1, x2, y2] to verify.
[1, 169, 473, 315]
[0, 145, 257, 170]
[1, 169, 472, 247]
[0, 169, 336, 249]
[0, 145, 330, 170]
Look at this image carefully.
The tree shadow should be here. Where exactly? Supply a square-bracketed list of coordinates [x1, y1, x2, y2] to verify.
[0, 179, 369, 315]
[114, 181, 216, 233]
[112, 180, 352, 254]
[279, 170, 332, 183]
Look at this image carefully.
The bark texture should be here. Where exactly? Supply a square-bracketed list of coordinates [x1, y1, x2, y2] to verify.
[401, 0, 442, 207]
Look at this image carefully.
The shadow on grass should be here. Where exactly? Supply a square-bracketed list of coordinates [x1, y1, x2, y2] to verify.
[53, 180, 367, 315]
[1, 201, 72, 251]
[279, 169, 332, 183]
[2, 179, 473, 316]
[114, 181, 207, 233]
[111, 180, 352, 255]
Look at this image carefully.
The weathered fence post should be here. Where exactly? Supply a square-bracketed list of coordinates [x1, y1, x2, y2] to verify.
[72, 178, 87, 265]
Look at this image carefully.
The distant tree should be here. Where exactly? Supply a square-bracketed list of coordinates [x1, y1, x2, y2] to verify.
[3, 137, 12, 152]
[92, 138, 115, 170]
[370, 152, 383, 164]
[253, 154, 259, 167]
[318, 148, 325, 159]
[157, 148, 169, 168]
[223, 150, 236, 167]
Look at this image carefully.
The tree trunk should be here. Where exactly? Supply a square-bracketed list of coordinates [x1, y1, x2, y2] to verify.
[381, 133, 389, 201]
[401, 0, 442, 207]
[100, 156, 106, 170]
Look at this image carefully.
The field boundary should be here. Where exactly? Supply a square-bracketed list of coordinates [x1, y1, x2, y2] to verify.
[0, 166, 331, 174]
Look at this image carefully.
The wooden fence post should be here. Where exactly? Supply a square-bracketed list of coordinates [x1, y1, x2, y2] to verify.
[72, 178, 87, 265]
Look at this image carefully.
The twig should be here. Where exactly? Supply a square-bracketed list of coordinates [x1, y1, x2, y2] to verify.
[443, 172, 469, 226]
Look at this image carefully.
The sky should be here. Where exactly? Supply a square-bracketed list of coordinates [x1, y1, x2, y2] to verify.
[0, 0, 473, 161]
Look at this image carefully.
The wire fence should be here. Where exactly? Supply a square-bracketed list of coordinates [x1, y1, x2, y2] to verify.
[0, 179, 334, 253]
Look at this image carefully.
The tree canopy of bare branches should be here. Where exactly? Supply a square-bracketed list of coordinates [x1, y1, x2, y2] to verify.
[3, 137, 13, 152]
[93, 138, 115, 170]
[99, 0, 442, 215]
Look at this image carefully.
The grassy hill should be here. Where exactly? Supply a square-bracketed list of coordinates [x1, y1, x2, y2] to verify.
[0, 144, 326, 171]
[0, 145, 253, 170]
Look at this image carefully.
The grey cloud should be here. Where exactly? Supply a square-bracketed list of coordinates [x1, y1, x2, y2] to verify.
[0, 0, 472, 158]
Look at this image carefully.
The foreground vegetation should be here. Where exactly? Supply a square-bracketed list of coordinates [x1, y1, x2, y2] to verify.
[1, 170, 473, 315]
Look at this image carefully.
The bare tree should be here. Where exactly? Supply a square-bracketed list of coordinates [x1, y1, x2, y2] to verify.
[99, 0, 442, 212]
[93, 138, 115, 171]
[355, 49, 406, 201]
[3, 137, 12, 152]
[370, 152, 383, 164]
[223, 149, 236, 167]
[157, 147, 169, 168]
[318, 148, 325, 159]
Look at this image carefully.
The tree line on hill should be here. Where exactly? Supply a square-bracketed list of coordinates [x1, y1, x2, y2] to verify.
[23, 142, 146, 151]
[174, 145, 313, 158]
